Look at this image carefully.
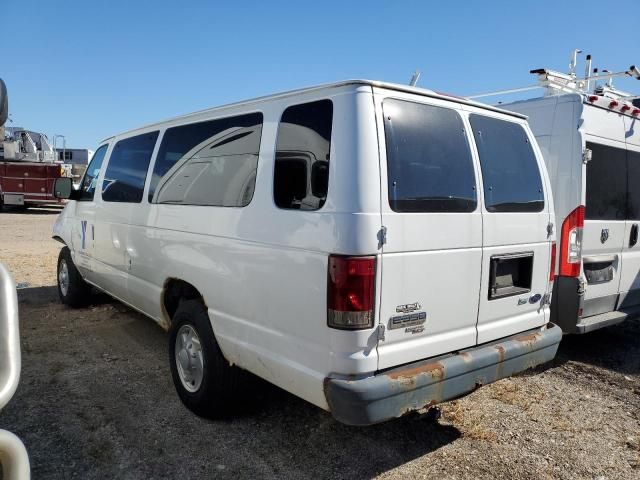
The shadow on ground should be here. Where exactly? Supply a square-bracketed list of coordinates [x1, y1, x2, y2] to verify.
[1, 206, 63, 215]
[553, 317, 640, 375]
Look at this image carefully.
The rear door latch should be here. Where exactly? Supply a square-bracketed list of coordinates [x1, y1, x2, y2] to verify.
[377, 324, 386, 341]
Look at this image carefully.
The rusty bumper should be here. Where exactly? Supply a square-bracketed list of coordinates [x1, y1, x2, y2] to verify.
[325, 323, 562, 426]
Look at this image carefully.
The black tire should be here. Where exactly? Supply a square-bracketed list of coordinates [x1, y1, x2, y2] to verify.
[169, 299, 240, 418]
[57, 246, 91, 307]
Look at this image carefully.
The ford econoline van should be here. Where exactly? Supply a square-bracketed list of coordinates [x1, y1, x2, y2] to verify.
[52, 80, 562, 425]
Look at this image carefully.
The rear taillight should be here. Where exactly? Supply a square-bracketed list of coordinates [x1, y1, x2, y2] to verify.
[559, 206, 584, 277]
[327, 255, 376, 330]
[550, 242, 557, 282]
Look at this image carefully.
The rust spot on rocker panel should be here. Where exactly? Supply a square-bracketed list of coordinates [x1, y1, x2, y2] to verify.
[494, 345, 506, 362]
[386, 361, 445, 381]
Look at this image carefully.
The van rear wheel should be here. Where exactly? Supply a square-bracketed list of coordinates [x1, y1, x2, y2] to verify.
[169, 299, 239, 418]
[57, 247, 91, 307]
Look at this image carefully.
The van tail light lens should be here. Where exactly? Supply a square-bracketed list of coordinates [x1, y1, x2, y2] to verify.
[559, 206, 584, 277]
[327, 255, 376, 330]
[550, 242, 557, 282]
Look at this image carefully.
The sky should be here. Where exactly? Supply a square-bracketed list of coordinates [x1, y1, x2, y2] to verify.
[3, 0, 639, 149]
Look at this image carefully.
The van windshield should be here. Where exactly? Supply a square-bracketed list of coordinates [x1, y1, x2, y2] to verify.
[383, 99, 477, 213]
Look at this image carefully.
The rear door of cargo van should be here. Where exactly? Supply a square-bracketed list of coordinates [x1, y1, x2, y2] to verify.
[375, 92, 483, 370]
[467, 112, 553, 343]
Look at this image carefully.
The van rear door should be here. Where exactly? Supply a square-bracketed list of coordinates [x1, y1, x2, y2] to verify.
[468, 113, 553, 344]
[375, 92, 483, 370]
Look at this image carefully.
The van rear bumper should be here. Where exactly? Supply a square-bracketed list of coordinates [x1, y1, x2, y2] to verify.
[324, 323, 562, 426]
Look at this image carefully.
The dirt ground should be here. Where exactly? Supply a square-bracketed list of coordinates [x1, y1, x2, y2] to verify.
[0, 209, 639, 479]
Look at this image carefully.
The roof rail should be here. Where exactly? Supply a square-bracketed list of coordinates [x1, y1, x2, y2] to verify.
[467, 50, 639, 103]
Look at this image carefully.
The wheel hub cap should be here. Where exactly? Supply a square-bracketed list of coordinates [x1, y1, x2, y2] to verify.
[175, 325, 204, 393]
[58, 260, 69, 296]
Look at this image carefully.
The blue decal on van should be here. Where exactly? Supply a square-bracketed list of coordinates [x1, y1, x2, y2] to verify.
[80, 220, 87, 250]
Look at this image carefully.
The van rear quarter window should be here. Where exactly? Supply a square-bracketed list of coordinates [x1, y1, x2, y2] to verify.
[273, 100, 333, 211]
[102, 131, 159, 203]
[383, 99, 477, 212]
[585, 142, 627, 220]
[469, 114, 544, 213]
[149, 112, 263, 204]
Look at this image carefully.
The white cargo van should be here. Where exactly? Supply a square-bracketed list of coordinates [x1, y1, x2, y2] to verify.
[496, 58, 640, 334]
[51, 80, 561, 425]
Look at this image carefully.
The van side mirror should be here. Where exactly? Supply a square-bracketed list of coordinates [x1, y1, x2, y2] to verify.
[311, 160, 329, 199]
[53, 177, 73, 199]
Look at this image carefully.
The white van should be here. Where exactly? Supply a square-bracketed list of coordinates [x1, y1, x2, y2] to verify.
[51, 80, 561, 425]
[500, 65, 640, 334]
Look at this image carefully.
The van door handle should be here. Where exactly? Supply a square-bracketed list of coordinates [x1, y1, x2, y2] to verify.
[630, 224, 639, 248]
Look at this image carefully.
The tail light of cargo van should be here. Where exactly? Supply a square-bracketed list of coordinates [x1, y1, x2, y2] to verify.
[327, 255, 376, 330]
[559, 206, 584, 277]
[550, 242, 557, 282]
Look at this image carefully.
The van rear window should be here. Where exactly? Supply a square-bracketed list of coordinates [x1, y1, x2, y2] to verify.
[469, 115, 544, 213]
[383, 99, 477, 213]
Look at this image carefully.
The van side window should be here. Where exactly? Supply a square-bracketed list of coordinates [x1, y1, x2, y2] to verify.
[470, 115, 544, 213]
[274, 100, 333, 210]
[102, 131, 159, 203]
[383, 99, 476, 212]
[585, 142, 628, 220]
[627, 150, 640, 220]
[153, 114, 263, 207]
[150, 113, 263, 204]
[78, 144, 108, 201]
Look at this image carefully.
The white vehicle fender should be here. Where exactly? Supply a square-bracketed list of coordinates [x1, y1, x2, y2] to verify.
[52, 202, 75, 248]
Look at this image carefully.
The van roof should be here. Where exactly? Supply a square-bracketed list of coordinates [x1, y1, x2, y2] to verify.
[101, 79, 527, 143]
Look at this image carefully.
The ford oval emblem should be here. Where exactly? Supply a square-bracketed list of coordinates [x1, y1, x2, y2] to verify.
[529, 294, 542, 304]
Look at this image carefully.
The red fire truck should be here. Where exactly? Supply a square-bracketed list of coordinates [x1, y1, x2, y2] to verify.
[0, 79, 71, 211]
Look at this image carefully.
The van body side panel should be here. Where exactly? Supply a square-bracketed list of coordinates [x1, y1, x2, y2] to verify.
[581, 106, 628, 312]
[121, 86, 381, 410]
[619, 118, 640, 308]
[373, 88, 482, 370]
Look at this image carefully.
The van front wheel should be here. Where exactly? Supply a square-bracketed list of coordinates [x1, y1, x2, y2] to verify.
[57, 247, 91, 307]
[169, 300, 239, 418]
